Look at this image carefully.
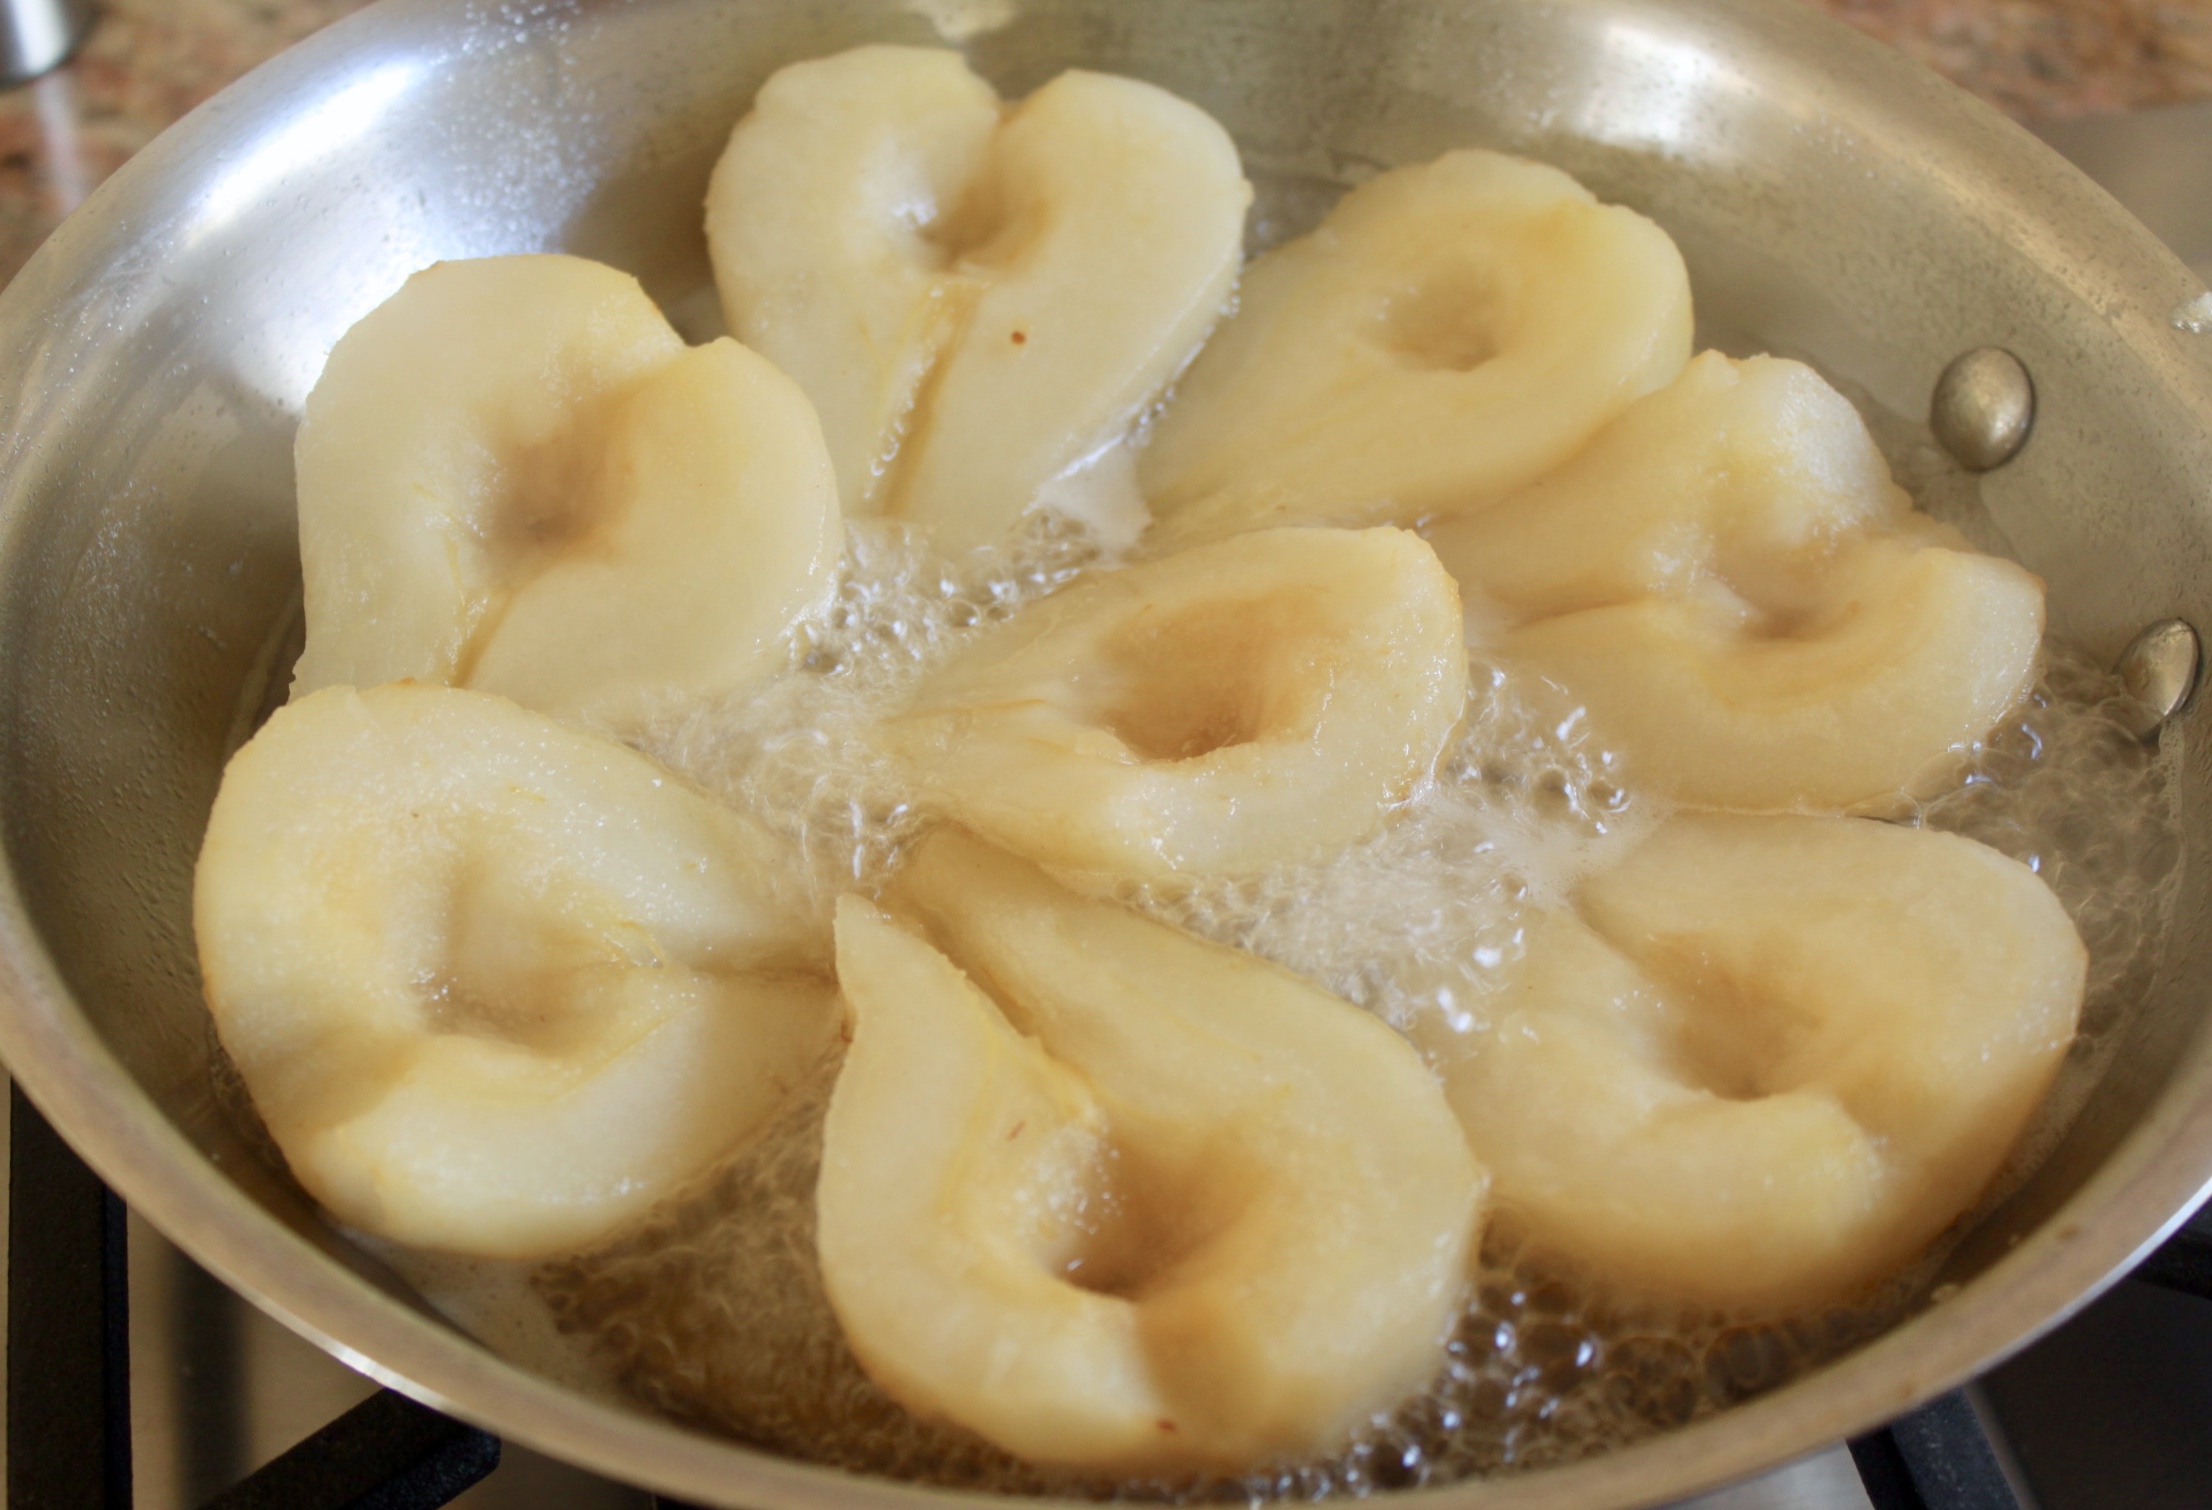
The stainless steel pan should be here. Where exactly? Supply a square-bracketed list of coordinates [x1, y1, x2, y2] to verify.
[1, 1, 2209, 1505]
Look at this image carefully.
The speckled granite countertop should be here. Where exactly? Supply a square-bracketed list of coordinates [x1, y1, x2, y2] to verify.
[0, 0, 2205, 286]
[0, 0, 370, 281]
[1828, 0, 2212, 117]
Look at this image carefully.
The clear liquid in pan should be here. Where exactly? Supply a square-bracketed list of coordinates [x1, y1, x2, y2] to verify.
[374, 428, 2184, 1498]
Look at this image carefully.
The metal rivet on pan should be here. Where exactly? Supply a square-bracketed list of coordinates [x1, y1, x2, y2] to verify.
[1931, 348, 2035, 472]
[2114, 618, 2201, 739]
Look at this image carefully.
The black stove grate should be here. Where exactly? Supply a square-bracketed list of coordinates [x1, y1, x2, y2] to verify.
[6, 1085, 500, 1510]
[1849, 1393, 2024, 1510]
[11, 1085, 2208, 1510]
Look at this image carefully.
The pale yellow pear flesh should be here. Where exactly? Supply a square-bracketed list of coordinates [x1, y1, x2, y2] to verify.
[819, 833, 1484, 1471]
[822, 897, 1173, 1468]
[1140, 149, 1693, 546]
[879, 526, 1468, 880]
[1425, 352, 2044, 811]
[1427, 353, 1914, 621]
[706, 46, 998, 514]
[1502, 540, 2045, 810]
[892, 69, 1247, 551]
[710, 46, 1250, 552]
[194, 684, 837, 1259]
[293, 255, 677, 697]
[1415, 814, 2084, 1312]
[465, 339, 845, 723]
[292, 254, 842, 724]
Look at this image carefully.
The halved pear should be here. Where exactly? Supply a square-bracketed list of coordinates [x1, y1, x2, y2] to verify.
[705, 46, 997, 516]
[195, 683, 837, 1258]
[1413, 814, 2084, 1312]
[709, 45, 1250, 552]
[823, 896, 1165, 1467]
[293, 254, 842, 723]
[1427, 352, 1913, 621]
[1423, 352, 2044, 811]
[464, 339, 844, 722]
[1140, 149, 1692, 547]
[1503, 535, 2044, 811]
[878, 526, 1467, 880]
[820, 832, 1483, 1471]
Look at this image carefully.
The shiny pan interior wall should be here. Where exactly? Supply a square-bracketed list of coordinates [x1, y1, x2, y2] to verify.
[0, 1, 2210, 1506]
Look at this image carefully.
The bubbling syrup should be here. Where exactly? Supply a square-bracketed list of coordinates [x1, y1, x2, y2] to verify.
[363, 424, 2184, 1495]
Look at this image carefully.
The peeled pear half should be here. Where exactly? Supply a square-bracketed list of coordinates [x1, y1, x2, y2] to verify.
[1428, 352, 1914, 621]
[1428, 353, 2044, 811]
[1414, 814, 2084, 1312]
[1141, 149, 1692, 546]
[195, 684, 838, 1258]
[820, 833, 1483, 1471]
[880, 526, 1467, 881]
[293, 254, 843, 724]
[709, 45, 1250, 552]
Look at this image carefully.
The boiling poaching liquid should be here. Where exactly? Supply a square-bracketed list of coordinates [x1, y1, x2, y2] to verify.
[364, 434, 2185, 1497]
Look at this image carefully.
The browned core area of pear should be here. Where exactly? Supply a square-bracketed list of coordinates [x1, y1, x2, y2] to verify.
[1099, 592, 1333, 762]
